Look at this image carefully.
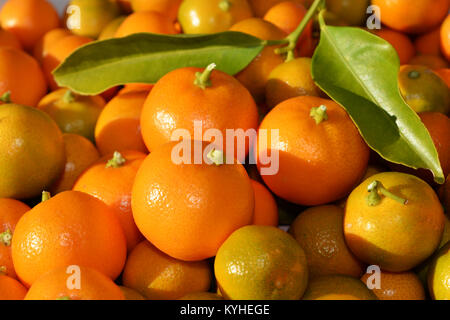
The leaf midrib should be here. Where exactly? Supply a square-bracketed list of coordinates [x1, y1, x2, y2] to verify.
[321, 26, 433, 169]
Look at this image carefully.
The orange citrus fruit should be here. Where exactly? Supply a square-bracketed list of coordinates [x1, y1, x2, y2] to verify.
[409, 54, 449, 70]
[0, 199, 30, 279]
[441, 14, 450, 61]
[37, 89, 106, 142]
[12, 191, 127, 286]
[178, 0, 254, 34]
[115, 11, 177, 37]
[140, 65, 259, 158]
[0, 274, 27, 300]
[0, 104, 65, 199]
[73, 151, 146, 252]
[344, 172, 445, 272]
[42, 35, 93, 90]
[361, 270, 425, 300]
[50, 133, 100, 194]
[131, 0, 182, 22]
[248, 0, 306, 17]
[428, 241, 450, 300]
[414, 27, 443, 56]
[265, 57, 323, 108]
[95, 89, 149, 156]
[257, 96, 370, 205]
[119, 286, 146, 300]
[435, 68, 450, 87]
[229, 18, 287, 103]
[289, 205, 365, 278]
[251, 180, 278, 226]
[0, 47, 47, 107]
[398, 65, 450, 114]
[132, 140, 254, 261]
[0, 29, 22, 50]
[65, 0, 121, 38]
[302, 275, 377, 300]
[0, 0, 60, 50]
[215, 225, 309, 300]
[372, 0, 449, 34]
[372, 28, 415, 65]
[25, 266, 125, 300]
[122, 240, 212, 299]
[33, 28, 71, 64]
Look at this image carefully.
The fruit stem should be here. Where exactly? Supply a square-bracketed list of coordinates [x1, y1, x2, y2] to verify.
[0, 91, 11, 103]
[408, 70, 420, 79]
[106, 151, 126, 168]
[366, 180, 408, 206]
[0, 229, 12, 246]
[310, 105, 328, 124]
[194, 63, 216, 89]
[63, 90, 76, 103]
[219, 0, 231, 11]
[0, 266, 6, 275]
[275, 0, 325, 61]
[42, 191, 51, 202]
[207, 148, 225, 166]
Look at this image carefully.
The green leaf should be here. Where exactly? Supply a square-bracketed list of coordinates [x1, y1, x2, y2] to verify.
[53, 32, 267, 95]
[312, 20, 444, 184]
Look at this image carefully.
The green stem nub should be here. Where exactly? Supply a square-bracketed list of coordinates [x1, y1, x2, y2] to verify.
[408, 70, 421, 79]
[366, 180, 408, 206]
[56, 296, 71, 300]
[310, 105, 328, 124]
[194, 63, 216, 90]
[42, 191, 51, 202]
[106, 151, 126, 168]
[0, 91, 11, 103]
[63, 90, 76, 103]
[219, 0, 231, 11]
[0, 229, 12, 246]
[0, 266, 6, 275]
[207, 148, 225, 166]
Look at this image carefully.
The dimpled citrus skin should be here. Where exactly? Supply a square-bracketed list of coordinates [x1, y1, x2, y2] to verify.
[0, 199, 30, 279]
[251, 180, 278, 227]
[140, 67, 258, 156]
[215, 225, 309, 300]
[428, 241, 450, 300]
[0, 104, 65, 199]
[257, 96, 370, 206]
[0, 274, 27, 300]
[302, 275, 377, 300]
[131, 0, 182, 22]
[178, 0, 253, 34]
[115, 11, 177, 37]
[25, 266, 125, 300]
[11, 191, 127, 287]
[361, 271, 425, 300]
[122, 241, 212, 300]
[344, 172, 445, 272]
[229, 18, 286, 103]
[131, 140, 254, 261]
[50, 134, 100, 194]
[0, 0, 60, 50]
[289, 205, 365, 279]
[372, 0, 450, 34]
[73, 151, 146, 252]
[0, 47, 47, 107]
[95, 90, 149, 156]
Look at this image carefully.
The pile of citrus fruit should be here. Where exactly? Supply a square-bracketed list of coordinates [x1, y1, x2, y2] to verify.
[0, 0, 449, 301]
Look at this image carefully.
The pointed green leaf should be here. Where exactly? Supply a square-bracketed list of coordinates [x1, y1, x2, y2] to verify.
[53, 32, 267, 95]
[312, 22, 444, 184]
